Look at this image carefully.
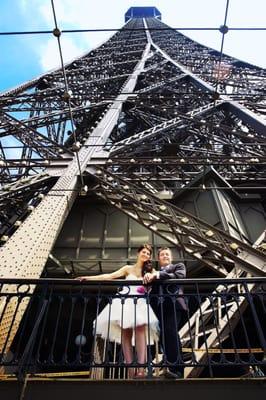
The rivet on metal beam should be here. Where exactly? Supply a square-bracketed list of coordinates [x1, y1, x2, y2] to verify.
[230, 243, 239, 251]
[62, 90, 72, 101]
[258, 243, 266, 251]
[80, 185, 88, 196]
[212, 92, 220, 101]
[72, 141, 81, 151]
[1, 235, 8, 242]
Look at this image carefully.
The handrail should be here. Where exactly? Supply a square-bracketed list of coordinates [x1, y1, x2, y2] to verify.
[0, 277, 265, 380]
[1, 277, 265, 285]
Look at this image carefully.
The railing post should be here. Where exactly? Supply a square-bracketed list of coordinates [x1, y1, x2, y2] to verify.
[17, 300, 48, 382]
[243, 282, 266, 357]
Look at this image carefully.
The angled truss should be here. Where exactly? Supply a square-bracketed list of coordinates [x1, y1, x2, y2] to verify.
[88, 167, 266, 277]
[110, 102, 221, 155]
[91, 157, 266, 189]
[180, 231, 266, 377]
[146, 18, 266, 119]
[0, 112, 71, 159]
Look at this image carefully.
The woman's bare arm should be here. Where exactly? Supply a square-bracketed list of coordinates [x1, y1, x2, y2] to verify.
[76, 265, 129, 281]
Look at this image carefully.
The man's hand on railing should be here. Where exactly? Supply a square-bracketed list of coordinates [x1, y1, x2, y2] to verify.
[143, 271, 157, 284]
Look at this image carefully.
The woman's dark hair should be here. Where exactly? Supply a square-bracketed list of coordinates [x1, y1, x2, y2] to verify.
[142, 260, 153, 276]
[137, 244, 153, 276]
[137, 243, 152, 255]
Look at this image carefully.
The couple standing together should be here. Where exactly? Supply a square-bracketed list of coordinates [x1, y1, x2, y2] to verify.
[78, 244, 186, 379]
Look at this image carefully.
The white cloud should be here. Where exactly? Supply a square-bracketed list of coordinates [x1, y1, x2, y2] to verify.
[37, 0, 124, 49]
[38, 0, 124, 27]
[39, 36, 85, 71]
[19, 0, 123, 70]
[39, 0, 92, 26]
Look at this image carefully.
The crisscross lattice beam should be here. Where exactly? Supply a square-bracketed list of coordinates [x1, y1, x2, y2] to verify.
[88, 167, 266, 277]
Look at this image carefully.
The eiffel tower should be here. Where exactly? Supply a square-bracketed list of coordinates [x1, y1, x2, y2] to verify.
[0, 6, 265, 380]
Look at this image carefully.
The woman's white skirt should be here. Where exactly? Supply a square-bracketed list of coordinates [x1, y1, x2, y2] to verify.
[94, 295, 159, 344]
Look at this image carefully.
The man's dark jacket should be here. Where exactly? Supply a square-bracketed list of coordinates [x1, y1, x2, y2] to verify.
[150, 262, 187, 312]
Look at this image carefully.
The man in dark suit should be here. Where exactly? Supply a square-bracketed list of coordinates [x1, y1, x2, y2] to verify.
[143, 247, 187, 379]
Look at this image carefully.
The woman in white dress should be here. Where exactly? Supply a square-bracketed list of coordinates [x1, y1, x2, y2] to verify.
[77, 244, 159, 378]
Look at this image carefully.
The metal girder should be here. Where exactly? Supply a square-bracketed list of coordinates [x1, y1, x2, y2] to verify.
[0, 31, 144, 99]
[1, 157, 70, 167]
[0, 18, 151, 355]
[180, 231, 265, 377]
[0, 143, 11, 181]
[108, 98, 265, 181]
[224, 101, 266, 136]
[184, 282, 256, 377]
[0, 28, 152, 183]
[0, 102, 110, 134]
[143, 59, 168, 73]
[0, 22, 150, 265]
[0, 173, 53, 198]
[88, 167, 266, 277]
[0, 174, 56, 242]
[136, 73, 188, 94]
[145, 18, 266, 123]
[88, 157, 266, 188]
[110, 102, 221, 156]
[0, 75, 126, 114]
[0, 113, 71, 159]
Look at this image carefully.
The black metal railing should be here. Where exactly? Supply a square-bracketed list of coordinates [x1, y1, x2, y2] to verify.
[0, 277, 265, 380]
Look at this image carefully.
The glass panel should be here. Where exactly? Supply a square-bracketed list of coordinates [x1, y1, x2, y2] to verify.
[81, 208, 105, 248]
[129, 219, 152, 246]
[105, 210, 128, 247]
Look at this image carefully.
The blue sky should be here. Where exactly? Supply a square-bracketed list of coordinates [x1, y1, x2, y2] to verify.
[0, 0, 265, 93]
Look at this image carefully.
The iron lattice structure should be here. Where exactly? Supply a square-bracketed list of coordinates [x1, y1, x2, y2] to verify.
[0, 8, 266, 378]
